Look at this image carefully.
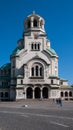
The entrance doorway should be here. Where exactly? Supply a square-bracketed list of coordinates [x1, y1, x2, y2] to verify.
[43, 87, 48, 98]
[26, 87, 33, 99]
[35, 87, 40, 98]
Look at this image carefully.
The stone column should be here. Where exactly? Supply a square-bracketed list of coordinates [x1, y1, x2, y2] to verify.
[42, 24, 44, 29]
[64, 92, 65, 100]
[32, 89, 35, 99]
[40, 88, 43, 99]
[24, 87, 27, 99]
[31, 17, 33, 28]
[38, 19, 40, 28]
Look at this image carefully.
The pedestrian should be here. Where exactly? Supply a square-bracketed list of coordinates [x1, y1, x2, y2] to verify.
[59, 98, 62, 107]
[56, 99, 58, 104]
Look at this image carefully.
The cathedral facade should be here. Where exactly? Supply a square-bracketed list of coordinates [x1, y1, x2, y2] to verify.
[0, 13, 73, 101]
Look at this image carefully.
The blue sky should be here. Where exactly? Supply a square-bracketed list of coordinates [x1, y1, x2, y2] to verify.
[0, 0, 73, 85]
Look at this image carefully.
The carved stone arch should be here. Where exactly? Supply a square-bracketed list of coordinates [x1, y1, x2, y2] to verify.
[27, 56, 50, 67]
[26, 57, 50, 78]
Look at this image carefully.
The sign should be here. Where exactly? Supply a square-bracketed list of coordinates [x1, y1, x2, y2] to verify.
[30, 79, 45, 82]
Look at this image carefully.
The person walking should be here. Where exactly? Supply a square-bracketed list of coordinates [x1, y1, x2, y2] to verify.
[59, 98, 62, 107]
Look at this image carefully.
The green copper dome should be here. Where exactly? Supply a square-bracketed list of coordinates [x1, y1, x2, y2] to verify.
[17, 75, 24, 78]
[47, 47, 57, 56]
[0, 63, 11, 69]
[11, 47, 23, 56]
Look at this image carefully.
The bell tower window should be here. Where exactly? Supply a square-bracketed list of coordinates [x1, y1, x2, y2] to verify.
[31, 42, 40, 51]
[33, 19, 37, 27]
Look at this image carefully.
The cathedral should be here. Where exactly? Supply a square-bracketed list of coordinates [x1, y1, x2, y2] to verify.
[0, 13, 73, 101]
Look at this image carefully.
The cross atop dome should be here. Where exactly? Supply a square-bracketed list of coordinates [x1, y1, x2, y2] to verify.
[33, 11, 35, 14]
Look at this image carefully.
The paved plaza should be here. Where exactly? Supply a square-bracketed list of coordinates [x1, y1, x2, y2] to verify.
[0, 99, 73, 110]
[0, 100, 73, 130]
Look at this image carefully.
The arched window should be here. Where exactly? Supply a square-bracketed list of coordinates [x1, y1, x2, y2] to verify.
[21, 80, 23, 85]
[36, 66, 39, 76]
[32, 67, 34, 76]
[40, 20, 43, 28]
[69, 91, 72, 97]
[28, 20, 31, 28]
[31, 64, 43, 77]
[31, 44, 34, 50]
[35, 44, 37, 50]
[5, 92, 8, 97]
[51, 80, 53, 84]
[33, 19, 37, 27]
[61, 92, 63, 97]
[60, 81, 63, 85]
[1, 92, 3, 97]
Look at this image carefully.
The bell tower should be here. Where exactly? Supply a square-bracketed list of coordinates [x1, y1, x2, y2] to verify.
[23, 12, 47, 51]
[24, 12, 46, 34]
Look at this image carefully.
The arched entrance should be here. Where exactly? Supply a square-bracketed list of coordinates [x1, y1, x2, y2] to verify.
[43, 87, 48, 98]
[61, 92, 63, 97]
[35, 87, 40, 99]
[26, 87, 33, 99]
[69, 91, 72, 97]
[65, 91, 68, 97]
